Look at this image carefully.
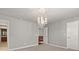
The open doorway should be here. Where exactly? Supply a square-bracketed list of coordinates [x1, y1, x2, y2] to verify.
[38, 27, 48, 45]
[0, 20, 9, 51]
[0, 28, 8, 50]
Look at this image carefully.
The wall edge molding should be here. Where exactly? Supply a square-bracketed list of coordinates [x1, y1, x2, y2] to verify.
[48, 43, 79, 50]
[48, 43, 67, 49]
[8, 43, 38, 51]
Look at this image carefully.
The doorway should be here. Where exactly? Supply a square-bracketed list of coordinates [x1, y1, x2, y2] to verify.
[0, 20, 9, 51]
[0, 28, 8, 50]
[38, 27, 48, 45]
[67, 21, 79, 50]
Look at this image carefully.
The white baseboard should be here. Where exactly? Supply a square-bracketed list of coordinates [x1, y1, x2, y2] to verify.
[8, 43, 38, 51]
[8, 43, 79, 51]
[66, 47, 79, 50]
[48, 43, 67, 49]
[48, 43, 79, 50]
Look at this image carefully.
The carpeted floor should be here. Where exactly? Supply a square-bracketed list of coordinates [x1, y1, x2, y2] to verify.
[15, 44, 77, 51]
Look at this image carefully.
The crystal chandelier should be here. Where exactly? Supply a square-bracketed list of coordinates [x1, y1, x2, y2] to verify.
[37, 8, 47, 28]
[37, 16, 47, 27]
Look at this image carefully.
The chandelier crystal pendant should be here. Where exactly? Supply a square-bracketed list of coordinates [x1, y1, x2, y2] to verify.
[37, 16, 47, 27]
[37, 8, 47, 28]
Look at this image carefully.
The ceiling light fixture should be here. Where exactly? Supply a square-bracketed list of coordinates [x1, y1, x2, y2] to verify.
[37, 8, 47, 28]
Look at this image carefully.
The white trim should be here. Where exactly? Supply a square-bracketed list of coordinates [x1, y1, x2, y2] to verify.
[7, 21, 9, 51]
[66, 46, 79, 50]
[48, 43, 79, 50]
[8, 43, 38, 51]
[48, 43, 67, 49]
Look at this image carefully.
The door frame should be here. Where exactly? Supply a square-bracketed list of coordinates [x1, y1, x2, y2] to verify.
[43, 27, 48, 44]
[0, 19, 9, 50]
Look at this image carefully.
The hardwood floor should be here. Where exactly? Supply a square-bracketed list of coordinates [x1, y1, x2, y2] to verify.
[0, 42, 8, 51]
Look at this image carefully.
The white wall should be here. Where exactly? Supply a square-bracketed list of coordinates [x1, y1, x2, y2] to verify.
[48, 17, 79, 47]
[0, 15, 38, 50]
[48, 20, 66, 47]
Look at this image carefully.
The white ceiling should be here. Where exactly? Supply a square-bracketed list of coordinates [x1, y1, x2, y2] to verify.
[47, 8, 79, 23]
[0, 8, 79, 23]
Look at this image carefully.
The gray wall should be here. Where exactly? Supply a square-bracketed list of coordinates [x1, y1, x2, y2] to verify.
[48, 17, 79, 47]
[0, 15, 38, 49]
[48, 20, 66, 47]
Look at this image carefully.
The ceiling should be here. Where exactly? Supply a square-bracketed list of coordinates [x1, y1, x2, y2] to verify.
[0, 8, 79, 23]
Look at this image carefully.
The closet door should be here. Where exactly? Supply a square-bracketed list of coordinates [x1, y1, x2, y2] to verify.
[67, 21, 78, 49]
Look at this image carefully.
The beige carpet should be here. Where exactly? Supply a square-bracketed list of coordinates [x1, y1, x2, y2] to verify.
[0, 42, 8, 51]
[16, 44, 77, 51]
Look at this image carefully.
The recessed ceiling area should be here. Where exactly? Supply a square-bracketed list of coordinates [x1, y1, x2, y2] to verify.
[0, 8, 79, 23]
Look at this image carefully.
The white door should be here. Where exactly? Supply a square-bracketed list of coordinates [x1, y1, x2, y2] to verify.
[67, 21, 78, 49]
